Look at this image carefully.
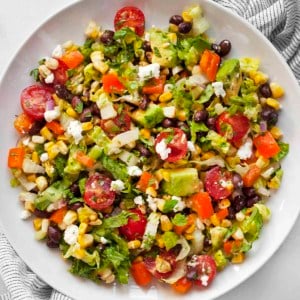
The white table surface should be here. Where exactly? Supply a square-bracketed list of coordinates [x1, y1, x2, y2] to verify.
[0, 1, 299, 299]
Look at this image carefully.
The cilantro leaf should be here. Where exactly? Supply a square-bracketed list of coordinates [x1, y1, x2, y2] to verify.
[172, 213, 188, 226]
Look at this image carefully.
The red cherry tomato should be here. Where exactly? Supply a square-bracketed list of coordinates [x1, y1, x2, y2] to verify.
[100, 110, 131, 138]
[53, 61, 68, 85]
[114, 6, 145, 36]
[155, 128, 188, 162]
[144, 251, 177, 280]
[20, 85, 54, 120]
[216, 112, 250, 146]
[119, 209, 147, 241]
[83, 173, 116, 211]
[204, 166, 233, 200]
[187, 255, 217, 288]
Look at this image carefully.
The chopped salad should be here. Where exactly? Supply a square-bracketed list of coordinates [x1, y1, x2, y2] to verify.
[8, 4, 289, 294]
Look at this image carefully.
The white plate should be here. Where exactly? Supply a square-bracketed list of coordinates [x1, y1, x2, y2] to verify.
[0, 0, 300, 299]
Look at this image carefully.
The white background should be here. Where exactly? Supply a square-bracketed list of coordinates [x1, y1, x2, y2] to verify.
[0, 0, 299, 299]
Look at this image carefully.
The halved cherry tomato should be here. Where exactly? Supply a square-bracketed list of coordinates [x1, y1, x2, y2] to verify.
[186, 255, 217, 288]
[144, 250, 177, 280]
[172, 277, 193, 294]
[216, 112, 250, 147]
[100, 110, 131, 138]
[102, 73, 125, 94]
[253, 131, 280, 159]
[59, 50, 84, 69]
[14, 113, 34, 135]
[52, 61, 68, 85]
[21, 85, 53, 120]
[199, 50, 221, 82]
[119, 209, 147, 241]
[204, 166, 233, 200]
[131, 261, 152, 286]
[155, 128, 188, 162]
[83, 173, 116, 211]
[114, 6, 145, 36]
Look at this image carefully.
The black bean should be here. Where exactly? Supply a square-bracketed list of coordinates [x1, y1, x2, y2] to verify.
[139, 94, 150, 110]
[69, 183, 81, 197]
[261, 106, 278, 126]
[136, 143, 151, 158]
[46, 239, 59, 248]
[47, 225, 62, 243]
[246, 195, 260, 208]
[178, 22, 193, 34]
[162, 118, 175, 128]
[242, 187, 256, 198]
[169, 15, 184, 25]
[79, 107, 93, 122]
[91, 103, 100, 116]
[28, 120, 46, 135]
[33, 208, 51, 218]
[177, 122, 190, 139]
[211, 43, 221, 54]
[219, 40, 231, 57]
[259, 83, 272, 98]
[142, 41, 152, 52]
[206, 117, 216, 130]
[227, 206, 236, 220]
[232, 173, 243, 189]
[100, 30, 115, 45]
[193, 110, 208, 123]
[232, 195, 246, 212]
[68, 202, 84, 211]
[54, 84, 73, 101]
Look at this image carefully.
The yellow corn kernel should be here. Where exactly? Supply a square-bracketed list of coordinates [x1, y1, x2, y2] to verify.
[185, 223, 196, 234]
[210, 214, 220, 226]
[226, 156, 240, 168]
[36, 176, 48, 191]
[157, 198, 166, 212]
[146, 186, 157, 197]
[81, 122, 93, 131]
[154, 169, 165, 183]
[231, 253, 245, 264]
[149, 93, 159, 102]
[221, 219, 232, 228]
[270, 82, 284, 99]
[156, 234, 165, 248]
[128, 240, 141, 249]
[177, 110, 187, 121]
[74, 248, 86, 259]
[24, 201, 35, 212]
[266, 98, 281, 110]
[57, 134, 68, 141]
[160, 215, 173, 232]
[44, 161, 55, 177]
[63, 210, 78, 226]
[47, 144, 60, 160]
[78, 234, 94, 248]
[249, 70, 268, 85]
[140, 128, 151, 139]
[66, 107, 79, 118]
[79, 222, 89, 235]
[184, 233, 194, 240]
[89, 219, 102, 226]
[56, 140, 68, 155]
[270, 126, 283, 139]
[33, 218, 42, 231]
[52, 94, 63, 105]
[255, 156, 270, 169]
[31, 151, 40, 164]
[167, 33, 177, 44]
[27, 174, 37, 182]
[219, 199, 231, 209]
[201, 151, 215, 160]
[182, 11, 193, 22]
[159, 92, 173, 103]
[168, 23, 178, 33]
[44, 141, 54, 151]
[85, 21, 100, 39]
[40, 127, 53, 141]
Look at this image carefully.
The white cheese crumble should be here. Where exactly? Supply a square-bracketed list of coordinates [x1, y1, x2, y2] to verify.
[22, 137, 30, 146]
[40, 153, 49, 162]
[32, 135, 45, 144]
[127, 165, 142, 177]
[100, 236, 109, 244]
[212, 81, 226, 98]
[232, 227, 244, 240]
[44, 72, 54, 84]
[52, 44, 64, 58]
[237, 138, 253, 160]
[200, 274, 209, 286]
[110, 180, 125, 192]
[172, 196, 186, 212]
[66, 120, 83, 144]
[134, 196, 145, 205]
[187, 141, 196, 152]
[64, 224, 79, 245]
[146, 195, 157, 212]
[163, 106, 176, 118]
[20, 210, 31, 220]
[44, 106, 60, 122]
[155, 139, 171, 160]
[138, 63, 160, 81]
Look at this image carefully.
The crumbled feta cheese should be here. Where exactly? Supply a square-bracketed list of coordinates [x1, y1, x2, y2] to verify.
[110, 180, 125, 192]
[138, 63, 160, 81]
[40, 153, 49, 162]
[155, 139, 171, 160]
[212, 81, 226, 98]
[200, 274, 209, 286]
[187, 141, 196, 152]
[146, 195, 157, 212]
[237, 138, 253, 160]
[163, 106, 176, 118]
[100, 237, 109, 244]
[187, 255, 199, 268]
[66, 120, 83, 144]
[44, 72, 54, 84]
[22, 137, 30, 146]
[64, 224, 79, 245]
[235, 211, 245, 222]
[127, 165, 142, 177]
[20, 210, 31, 220]
[232, 227, 244, 240]
[172, 65, 183, 76]
[134, 196, 145, 205]
[172, 196, 186, 212]
[44, 106, 60, 122]
[52, 44, 64, 58]
[219, 179, 233, 189]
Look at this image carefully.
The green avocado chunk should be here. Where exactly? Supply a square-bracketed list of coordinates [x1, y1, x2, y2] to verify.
[162, 168, 200, 197]
[216, 58, 240, 89]
[150, 29, 178, 68]
[131, 104, 164, 128]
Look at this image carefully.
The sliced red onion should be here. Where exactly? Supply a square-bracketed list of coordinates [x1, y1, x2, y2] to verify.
[46, 99, 55, 111]
[260, 120, 267, 132]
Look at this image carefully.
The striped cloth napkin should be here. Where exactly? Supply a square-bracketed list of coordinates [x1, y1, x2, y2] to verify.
[0, 0, 299, 299]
